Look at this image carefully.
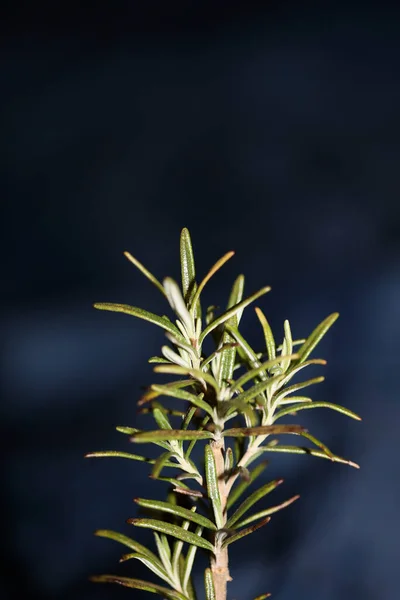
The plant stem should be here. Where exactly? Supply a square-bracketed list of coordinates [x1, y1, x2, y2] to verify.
[210, 439, 231, 600]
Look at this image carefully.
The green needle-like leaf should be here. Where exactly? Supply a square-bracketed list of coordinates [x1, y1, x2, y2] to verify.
[180, 228, 197, 300]
[297, 312, 339, 363]
[223, 425, 306, 438]
[151, 451, 176, 479]
[205, 444, 224, 529]
[255, 307, 276, 361]
[218, 275, 245, 386]
[253, 594, 272, 599]
[134, 498, 217, 530]
[199, 287, 271, 345]
[153, 407, 173, 430]
[234, 494, 300, 528]
[230, 354, 298, 394]
[190, 251, 235, 314]
[94, 530, 161, 565]
[204, 568, 216, 600]
[222, 516, 271, 548]
[131, 429, 213, 443]
[151, 384, 214, 417]
[182, 526, 203, 595]
[273, 401, 362, 422]
[273, 376, 325, 405]
[85, 451, 158, 463]
[128, 518, 214, 552]
[226, 479, 283, 528]
[90, 575, 188, 600]
[225, 325, 265, 371]
[118, 552, 173, 586]
[153, 366, 219, 393]
[93, 303, 183, 338]
[227, 460, 269, 509]
[281, 358, 327, 386]
[123, 251, 167, 297]
[254, 445, 360, 468]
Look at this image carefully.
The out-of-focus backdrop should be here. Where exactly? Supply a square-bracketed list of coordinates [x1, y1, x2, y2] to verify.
[2, 2, 399, 599]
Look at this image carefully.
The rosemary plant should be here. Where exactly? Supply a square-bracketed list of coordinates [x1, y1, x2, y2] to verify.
[87, 228, 360, 600]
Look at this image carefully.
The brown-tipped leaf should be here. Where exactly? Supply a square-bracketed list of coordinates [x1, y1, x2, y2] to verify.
[223, 425, 306, 438]
[222, 516, 271, 548]
[226, 479, 283, 528]
[130, 429, 213, 443]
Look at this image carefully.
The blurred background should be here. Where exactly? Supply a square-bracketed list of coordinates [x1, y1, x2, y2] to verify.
[2, 1, 399, 599]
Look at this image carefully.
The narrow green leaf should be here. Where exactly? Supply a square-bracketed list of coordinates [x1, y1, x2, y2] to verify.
[151, 451, 176, 479]
[255, 307, 276, 361]
[297, 313, 339, 363]
[116, 426, 138, 435]
[298, 431, 335, 459]
[253, 445, 360, 468]
[227, 461, 269, 509]
[201, 343, 239, 371]
[138, 379, 195, 406]
[204, 444, 224, 529]
[273, 401, 362, 422]
[204, 568, 216, 600]
[130, 429, 213, 443]
[171, 516, 192, 584]
[90, 575, 187, 600]
[118, 552, 173, 586]
[123, 251, 166, 297]
[148, 356, 171, 364]
[281, 358, 327, 386]
[226, 326, 266, 369]
[128, 518, 214, 552]
[224, 447, 234, 475]
[182, 526, 203, 595]
[226, 479, 283, 528]
[280, 320, 293, 373]
[154, 365, 219, 393]
[163, 277, 194, 336]
[253, 594, 272, 599]
[154, 532, 172, 573]
[273, 376, 325, 404]
[199, 287, 271, 345]
[180, 228, 196, 299]
[93, 303, 183, 338]
[218, 275, 245, 386]
[134, 498, 217, 530]
[234, 494, 300, 528]
[190, 251, 235, 314]
[153, 407, 173, 430]
[185, 415, 211, 459]
[223, 425, 306, 438]
[224, 374, 287, 417]
[85, 451, 154, 462]
[222, 516, 271, 548]
[182, 406, 198, 430]
[94, 530, 161, 566]
[180, 228, 200, 318]
[278, 396, 312, 405]
[230, 354, 298, 394]
[151, 384, 214, 417]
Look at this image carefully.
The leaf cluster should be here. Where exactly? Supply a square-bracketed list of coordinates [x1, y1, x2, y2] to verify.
[87, 228, 360, 599]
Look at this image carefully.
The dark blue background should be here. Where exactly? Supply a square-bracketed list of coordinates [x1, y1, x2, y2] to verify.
[2, 2, 399, 599]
